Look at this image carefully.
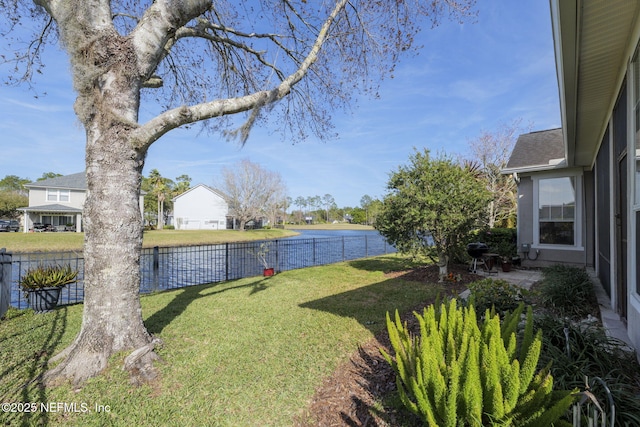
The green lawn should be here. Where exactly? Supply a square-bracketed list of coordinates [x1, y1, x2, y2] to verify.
[0, 255, 442, 426]
[0, 228, 298, 253]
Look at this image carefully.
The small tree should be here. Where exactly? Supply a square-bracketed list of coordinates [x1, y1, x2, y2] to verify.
[144, 169, 174, 230]
[376, 149, 490, 276]
[307, 195, 322, 220]
[322, 194, 336, 222]
[36, 172, 63, 181]
[293, 196, 308, 224]
[0, 175, 31, 197]
[466, 120, 526, 228]
[173, 175, 192, 196]
[0, 173, 31, 219]
[350, 207, 366, 224]
[220, 159, 286, 230]
[361, 194, 373, 225]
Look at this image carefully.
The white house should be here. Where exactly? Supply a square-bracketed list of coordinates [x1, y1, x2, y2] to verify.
[19, 172, 145, 232]
[172, 184, 229, 230]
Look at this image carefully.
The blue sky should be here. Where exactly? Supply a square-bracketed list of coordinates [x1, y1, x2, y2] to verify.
[0, 2, 560, 208]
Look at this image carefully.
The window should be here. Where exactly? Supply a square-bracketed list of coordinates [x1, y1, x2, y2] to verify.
[46, 189, 70, 202]
[41, 216, 74, 226]
[535, 175, 580, 247]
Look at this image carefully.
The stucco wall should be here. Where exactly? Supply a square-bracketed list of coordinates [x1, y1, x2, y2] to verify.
[174, 185, 228, 230]
[28, 187, 86, 209]
[516, 176, 534, 259]
[516, 171, 593, 268]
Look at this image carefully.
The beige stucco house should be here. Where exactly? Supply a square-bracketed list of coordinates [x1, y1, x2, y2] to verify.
[19, 172, 145, 232]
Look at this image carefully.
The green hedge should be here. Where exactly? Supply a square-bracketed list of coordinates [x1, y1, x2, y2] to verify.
[471, 228, 518, 259]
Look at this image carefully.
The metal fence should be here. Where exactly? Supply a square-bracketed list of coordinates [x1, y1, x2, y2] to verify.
[4, 234, 395, 311]
[1, 249, 11, 318]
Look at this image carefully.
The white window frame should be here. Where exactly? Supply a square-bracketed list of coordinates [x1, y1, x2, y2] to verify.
[46, 189, 70, 202]
[532, 171, 583, 250]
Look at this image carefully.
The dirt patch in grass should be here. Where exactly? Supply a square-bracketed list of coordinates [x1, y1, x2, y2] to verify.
[294, 264, 478, 427]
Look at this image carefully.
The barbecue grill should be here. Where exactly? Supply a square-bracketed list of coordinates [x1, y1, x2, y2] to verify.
[467, 242, 489, 273]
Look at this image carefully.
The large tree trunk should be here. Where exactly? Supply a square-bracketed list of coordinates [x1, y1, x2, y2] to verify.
[46, 132, 156, 385]
[437, 251, 449, 282]
[44, 36, 158, 385]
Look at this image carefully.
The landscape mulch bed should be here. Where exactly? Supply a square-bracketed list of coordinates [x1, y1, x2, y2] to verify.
[294, 264, 479, 427]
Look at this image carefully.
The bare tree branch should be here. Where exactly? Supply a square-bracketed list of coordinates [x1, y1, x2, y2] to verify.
[131, 0, 350, 150]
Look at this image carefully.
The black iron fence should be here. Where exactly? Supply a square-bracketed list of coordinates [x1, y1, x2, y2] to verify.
[4, 234, 395, 311]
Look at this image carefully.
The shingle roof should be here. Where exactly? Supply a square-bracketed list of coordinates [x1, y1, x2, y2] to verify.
[18, 204, 82, 213]
[504, 128, 566, 173]
[25, 172, 86, 190]
[23, 172, 147, 195]
[172, 183, 228, 202]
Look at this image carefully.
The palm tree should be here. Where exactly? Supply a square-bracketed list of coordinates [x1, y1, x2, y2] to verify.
[146, 169, 171, 230]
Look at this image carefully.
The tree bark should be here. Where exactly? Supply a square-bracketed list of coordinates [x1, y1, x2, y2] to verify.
[46, 125, 157, 384]
[46, 127, 156, 384]
[43, 22, 158, 384]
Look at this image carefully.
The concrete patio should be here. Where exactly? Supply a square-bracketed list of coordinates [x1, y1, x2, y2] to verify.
[485, 267, 542, 290]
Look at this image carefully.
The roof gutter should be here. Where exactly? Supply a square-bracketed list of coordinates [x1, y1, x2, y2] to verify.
[501, 159, 568, 175]
[549, 0, 580, 167]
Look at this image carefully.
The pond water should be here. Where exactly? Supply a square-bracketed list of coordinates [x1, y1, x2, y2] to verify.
[7, 229, 394, 309]
[287, 228, 383, 239]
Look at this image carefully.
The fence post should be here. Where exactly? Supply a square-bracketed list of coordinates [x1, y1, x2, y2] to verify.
[342, 237, 345, 261]
[225, 242, 229, 281]
[0, 248, 11, 319]
[152, 246, 159, 292]
[313, 238, 316, 265]
[275, 240, 279, 272]
[365, 235, 369, 257]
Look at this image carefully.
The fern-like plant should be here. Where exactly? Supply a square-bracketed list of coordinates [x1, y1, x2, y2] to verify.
[381, 300, 577, 426]
[18, 264, 78, 290]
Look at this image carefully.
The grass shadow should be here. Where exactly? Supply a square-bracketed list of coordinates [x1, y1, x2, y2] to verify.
[0, 307, 68, 426]
[145, 277, 269, 334]
[300, 274, 455, 338]
[347, 255, 426, 274]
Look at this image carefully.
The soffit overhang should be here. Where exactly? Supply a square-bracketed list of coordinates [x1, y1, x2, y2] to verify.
[551, 0, 640, 167]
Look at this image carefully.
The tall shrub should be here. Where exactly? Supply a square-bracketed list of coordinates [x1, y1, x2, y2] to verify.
[382, 300, 576, 426]
[375, 149, 491, 276]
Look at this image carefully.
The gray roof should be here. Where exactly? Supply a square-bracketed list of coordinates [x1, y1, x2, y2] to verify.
[172, 183, 228, 202]
[23, 172, 147, 195]
[504, 128, 566, 173]
[25, 172, 87, 190]
[19, 204, 82, 213]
